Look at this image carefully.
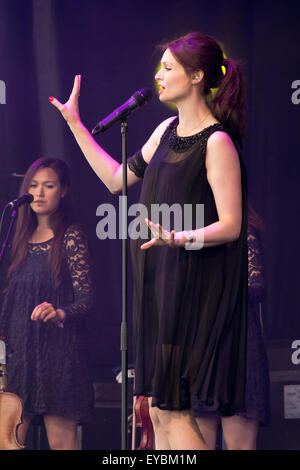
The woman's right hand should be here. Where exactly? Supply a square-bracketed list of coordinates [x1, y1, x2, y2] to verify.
[49, 74, 81, 127]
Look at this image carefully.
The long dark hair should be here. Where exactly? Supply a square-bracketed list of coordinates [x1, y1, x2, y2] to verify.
[7, 157, 76, 287]
[159, 32, 247, 147]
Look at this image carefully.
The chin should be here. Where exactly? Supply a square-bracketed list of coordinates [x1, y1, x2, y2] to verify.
[159, 94, 171, 104]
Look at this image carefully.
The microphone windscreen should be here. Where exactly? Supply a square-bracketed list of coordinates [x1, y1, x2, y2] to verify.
[22, 193, 34, 203]
[132, 88, 153, 106]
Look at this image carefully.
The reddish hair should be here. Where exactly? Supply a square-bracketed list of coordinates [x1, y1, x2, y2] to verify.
[159, 32, 247, 147]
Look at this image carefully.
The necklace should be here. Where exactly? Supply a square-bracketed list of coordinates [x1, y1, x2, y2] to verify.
[168, 117, 222, 153]
[176, 112, 212, 137]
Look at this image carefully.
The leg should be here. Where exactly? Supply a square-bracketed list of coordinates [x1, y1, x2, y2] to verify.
[148, 398, 171, 450]
[195, 415, 220, 450]
[43, 414, 79, 450]
[150, 403, 207, 450]
[221, 415, 259, 450]
[17, 414, 32, 447]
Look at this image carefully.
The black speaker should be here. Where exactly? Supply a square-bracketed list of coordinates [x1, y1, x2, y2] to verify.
[82, 380, 134, 450]
[82, 407, 122, 450]
[257, 339, 300, 450]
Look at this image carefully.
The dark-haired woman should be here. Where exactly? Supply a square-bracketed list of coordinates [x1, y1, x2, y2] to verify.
[0, 158, 93, 450]
[50, 32, 248, 450]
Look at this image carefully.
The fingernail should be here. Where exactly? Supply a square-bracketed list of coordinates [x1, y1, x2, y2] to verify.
[49, 96, 54, 102]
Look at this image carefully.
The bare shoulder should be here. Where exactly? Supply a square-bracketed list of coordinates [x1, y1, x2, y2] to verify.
[206, 130, 239, 169]
[142, 115, 177, 163]
[154, 115, 177, 140]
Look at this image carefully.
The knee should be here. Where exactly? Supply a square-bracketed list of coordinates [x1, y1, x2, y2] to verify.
[150, 407, 176, 435]
[47, 434, 78, 450]
[148, 405, 172, 432]
[47, 435, 63, 450]
[149, 405, 161, 429]
[224, 438, 257, 450]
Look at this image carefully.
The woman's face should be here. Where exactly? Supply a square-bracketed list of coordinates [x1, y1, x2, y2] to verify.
[155, 48, 194, 104]
[28, 167, 66, 217]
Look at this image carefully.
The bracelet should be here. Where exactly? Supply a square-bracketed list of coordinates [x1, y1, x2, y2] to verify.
[183, 230, 195, 243]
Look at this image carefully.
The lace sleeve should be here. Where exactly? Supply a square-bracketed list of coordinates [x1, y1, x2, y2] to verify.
[127, 150, 148, 178]
[58, 226, 93, 320]
[248, 227, 265, 302]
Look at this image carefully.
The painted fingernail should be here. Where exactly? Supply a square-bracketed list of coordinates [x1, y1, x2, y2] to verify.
[49, 96, 54, 102]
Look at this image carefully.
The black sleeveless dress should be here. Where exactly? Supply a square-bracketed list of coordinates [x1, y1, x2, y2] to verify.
[0, 225, 94, 423]
[192, 225, 271, 426]
[129, 117, 248, 415]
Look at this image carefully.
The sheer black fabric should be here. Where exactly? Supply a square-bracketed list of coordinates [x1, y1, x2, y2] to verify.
[128, 150, 148, 179]
[0, 225, 94, 423]
[130, 117, 248, 414]
[193, 226, 271, 425]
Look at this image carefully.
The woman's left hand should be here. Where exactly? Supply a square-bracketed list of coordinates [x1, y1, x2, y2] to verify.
[31, 302, 65, 323]
[141, 218, 182, 250]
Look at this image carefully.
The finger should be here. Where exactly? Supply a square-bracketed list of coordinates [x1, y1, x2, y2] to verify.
[31, 303, 50, 321]
[39, 305, 55, 322]
[31, 307, 38, 320]
[69, 74, 81, 100]
[42, 310, 57, 323]
[140, 238, 156, 250]
[147, 219, 169, 240]
[158, 224, 169, 239]
[49, 96, 65, 112]
[31, 303, 44, 320]
[145, 219, 160, 239]
[41, 308, 51, 321]
[169, 230, 175, 247]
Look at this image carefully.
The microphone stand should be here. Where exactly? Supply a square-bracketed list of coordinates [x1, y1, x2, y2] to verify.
[120, 120, 128, 450]
[0, 206, 17, 269]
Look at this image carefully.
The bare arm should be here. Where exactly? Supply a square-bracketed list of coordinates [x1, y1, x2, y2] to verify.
[199, 130, 242, 245]
[141, 131, 242, 250]
[50, 75, 174, 193]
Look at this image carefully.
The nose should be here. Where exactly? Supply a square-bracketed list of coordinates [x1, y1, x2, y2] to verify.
[155, 68, 163, 82]
[37, 185, 45, 197]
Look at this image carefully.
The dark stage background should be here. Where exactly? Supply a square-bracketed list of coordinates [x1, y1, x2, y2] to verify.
[0, 0, 300, 450]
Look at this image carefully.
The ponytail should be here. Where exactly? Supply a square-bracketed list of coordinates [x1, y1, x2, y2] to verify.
[209, 58, 247, 147]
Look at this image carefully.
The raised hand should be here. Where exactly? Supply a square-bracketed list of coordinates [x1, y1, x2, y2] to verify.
[49, 74, 81, 127]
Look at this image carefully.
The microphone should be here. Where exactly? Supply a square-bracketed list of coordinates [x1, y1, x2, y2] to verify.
[91, 87, 153, 135]
[8, 193, 34, 208]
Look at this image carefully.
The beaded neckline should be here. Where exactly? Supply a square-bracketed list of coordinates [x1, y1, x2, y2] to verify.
[168, 117, 223, 153]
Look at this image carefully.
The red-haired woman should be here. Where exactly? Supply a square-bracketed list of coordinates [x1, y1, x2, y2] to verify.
[50, 32, 248, 450]
[0, 158, 93, 449]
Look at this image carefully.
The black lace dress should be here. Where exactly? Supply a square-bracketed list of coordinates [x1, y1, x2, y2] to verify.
[237, 226, 271, 425]
[0, 225, 94, 423]
[128, 117, 248, 415]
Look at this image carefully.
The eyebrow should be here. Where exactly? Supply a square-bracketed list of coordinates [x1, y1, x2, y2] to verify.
[30, 179, 57, 183]
[161, 61, 173, 66]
